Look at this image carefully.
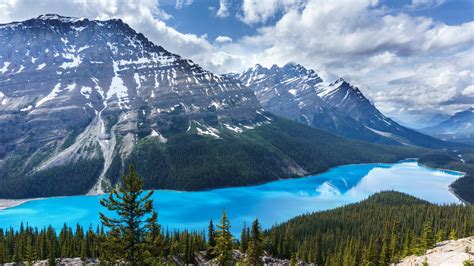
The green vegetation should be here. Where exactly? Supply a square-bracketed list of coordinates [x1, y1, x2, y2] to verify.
[121, 117, 425, 191]
[264, 191, 473, 265]
[2, 116, 470, 201]
[0, 191, 471, 265]
[0, 157, 103, 198]
[99, 165, 158, 264]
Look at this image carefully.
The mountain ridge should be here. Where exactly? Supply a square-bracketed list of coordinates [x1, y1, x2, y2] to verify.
[227, 63, 458, 149]
[421, 107, 474, 145]
[0, 14, 425, 199]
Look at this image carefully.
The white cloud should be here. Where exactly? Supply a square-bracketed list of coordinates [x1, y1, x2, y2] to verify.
[410, 0, 445, 9]
[218, 0, 474, 119]
[216, 0, 229, 18]
[175, 0, 193, 9]
[461, 85, 474, 96]
[0, 0, 472, 120]
[215, 35, 233, 44]
[238, 0, 306, 24]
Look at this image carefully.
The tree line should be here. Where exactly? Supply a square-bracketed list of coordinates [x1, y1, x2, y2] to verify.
[0, 167, 472, 265]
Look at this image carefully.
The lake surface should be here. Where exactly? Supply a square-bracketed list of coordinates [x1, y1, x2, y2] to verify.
[0, 160, 463, 235]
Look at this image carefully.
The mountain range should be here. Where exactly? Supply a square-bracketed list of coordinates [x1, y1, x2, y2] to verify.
[0, 14, 448, 199]
[226, 63, 454, 149]
[421, 108, 474, 145]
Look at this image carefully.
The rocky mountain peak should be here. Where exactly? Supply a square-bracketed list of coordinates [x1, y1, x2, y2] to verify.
[0, 14, 269, 194]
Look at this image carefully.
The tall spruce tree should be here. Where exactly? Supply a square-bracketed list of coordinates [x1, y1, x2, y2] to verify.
[206, 219, 216, 259]
[240, 222, 249, 253]
[99, 165, 158, 265]
[246, 219, 263, 265]
[214, 209, 233, 265]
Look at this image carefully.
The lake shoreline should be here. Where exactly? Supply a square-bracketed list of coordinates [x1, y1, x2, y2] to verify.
[0, 158, 466, 211]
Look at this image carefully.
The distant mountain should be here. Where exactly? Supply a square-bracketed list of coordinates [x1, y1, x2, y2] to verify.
[422, 108, 474, 145]
[227, 63, 454, 149]
[0, 15, 419, 198]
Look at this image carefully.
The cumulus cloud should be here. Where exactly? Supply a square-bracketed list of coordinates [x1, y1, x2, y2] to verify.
[462, 85, 474, 96]
[0, 0, 472, 120]
[238, 0, 306, 24]
[215, 35, 233, 44]
[220, 0, 474, 118]
[216, 0, 230, 18]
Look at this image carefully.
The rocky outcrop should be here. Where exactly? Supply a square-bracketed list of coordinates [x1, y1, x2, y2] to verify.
[397, 237, 474, 265]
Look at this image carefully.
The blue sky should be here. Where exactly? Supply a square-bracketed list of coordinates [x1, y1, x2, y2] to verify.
[0, 0, 473, 122]
[158, 0, 474, 40]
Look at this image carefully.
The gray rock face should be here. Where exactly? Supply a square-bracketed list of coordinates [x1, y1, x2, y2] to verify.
[0, 14, 266, 194]
[228, 63, 452, 148]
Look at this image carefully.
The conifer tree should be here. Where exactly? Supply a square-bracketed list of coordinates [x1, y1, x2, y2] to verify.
[379, 224, 390, 265]
[207, 219, 216, 259]
[421, 222, 433, 251]
[99, 165, 158, 265]
[461, 220, 470, 238]
[435, 230, 445, 243]
[389, 220, 400, 261]
[449, 228, 458, 240]
[290, 252, 297, 266]
[214, 209, 233, 265]
[240, 222, 249, 253]
[246, 219, 263, 265]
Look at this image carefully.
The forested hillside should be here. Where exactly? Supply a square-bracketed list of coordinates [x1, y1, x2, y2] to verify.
[264, 191, 473, 265]
[115, 117, 425, 192]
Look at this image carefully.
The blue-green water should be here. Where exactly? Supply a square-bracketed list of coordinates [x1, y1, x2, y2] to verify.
[0, 160, 463, 235]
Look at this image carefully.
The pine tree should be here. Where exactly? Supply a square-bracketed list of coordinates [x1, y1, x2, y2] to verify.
[421, 222, 433, 251]
[206, 219, 216, 259]
[246, 219, 263, 265]
[435, 230, 445, 243]
[389, 220, 400, 262]
[240, 222, 249, 253]
[144, 211, 164, 264]
[25, 233, 35, 266]
[99, 165, 157, 265]
[449, 228, 458, 240]
[290, 252, 298, 266]
[48, 241, 56, 266]
[379, 224, 390, 265]
[214, 209, 233, 265]
[461, 220, 470, 238]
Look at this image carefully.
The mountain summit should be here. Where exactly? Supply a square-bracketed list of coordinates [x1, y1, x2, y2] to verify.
[0, 15, 418, 198]
[0, 14, 268, 196]
[228, 64, 453, 148]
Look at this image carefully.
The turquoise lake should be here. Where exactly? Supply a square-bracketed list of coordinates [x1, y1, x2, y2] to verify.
[0, 160, 463, 235]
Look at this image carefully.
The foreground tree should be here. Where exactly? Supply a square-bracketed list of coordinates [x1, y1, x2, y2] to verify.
[100, 165, 158, 265]
[214, 209, 233, 265]
[207, 219, 216, 259]
[246, 219, 263, 265]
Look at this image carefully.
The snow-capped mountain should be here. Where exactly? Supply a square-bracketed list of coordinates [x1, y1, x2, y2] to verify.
[0, 14, 269, 196]
[0, 15, 446, 199]
[228, 63, 452, 148]
[422, 108, 474, 145]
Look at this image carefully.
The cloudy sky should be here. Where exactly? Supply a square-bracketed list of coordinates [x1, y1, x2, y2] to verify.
[0, 0, 473, 123]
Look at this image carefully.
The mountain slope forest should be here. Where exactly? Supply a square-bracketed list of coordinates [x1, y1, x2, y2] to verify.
[264, 191, 473, 265]
[0, 116, 427, 198]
